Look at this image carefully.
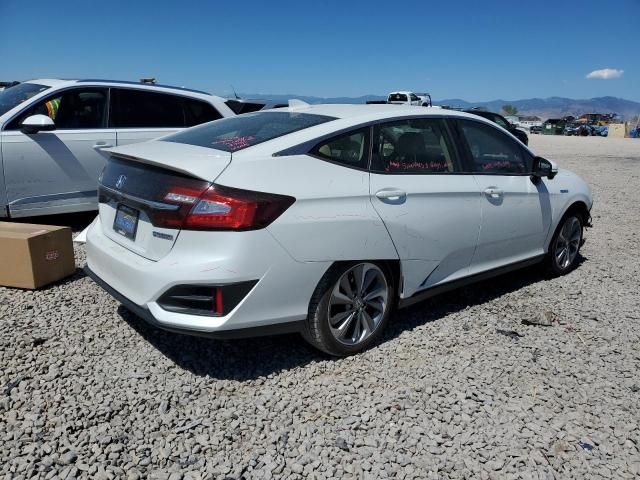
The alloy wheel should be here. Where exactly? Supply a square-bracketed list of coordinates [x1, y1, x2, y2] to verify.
[554, 216, 582, 270]
[327, 263, 389, 346]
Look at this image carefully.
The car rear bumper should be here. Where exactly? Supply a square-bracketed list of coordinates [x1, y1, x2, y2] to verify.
[86, 217, 331, 334]
[84, 265, 305, 339]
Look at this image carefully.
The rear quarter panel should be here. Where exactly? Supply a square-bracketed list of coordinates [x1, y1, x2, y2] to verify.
[215, 154, 399, 262]
[0, 133, 6, 215]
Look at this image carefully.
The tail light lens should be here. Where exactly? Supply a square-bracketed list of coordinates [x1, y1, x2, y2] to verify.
[153, 184, 295, 231]
[183, 185, 295, 231]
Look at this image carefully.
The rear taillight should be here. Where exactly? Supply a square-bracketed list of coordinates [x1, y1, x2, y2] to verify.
[152, 183, 295, 231]
[183, 185, 295, 231]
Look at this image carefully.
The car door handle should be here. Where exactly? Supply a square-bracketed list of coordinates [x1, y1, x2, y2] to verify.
[93, 142, 113, 150]
[483, 187, 504, 198]
[375, 189, 407, 204]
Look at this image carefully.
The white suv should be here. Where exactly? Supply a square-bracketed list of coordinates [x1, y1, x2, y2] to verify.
[0, 79, 237, 218]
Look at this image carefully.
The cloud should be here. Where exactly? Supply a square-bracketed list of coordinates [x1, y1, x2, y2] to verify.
[586, 68, 624, 80]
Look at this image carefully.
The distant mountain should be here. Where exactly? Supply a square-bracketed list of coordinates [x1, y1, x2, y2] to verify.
[437, 96, 640, 120]
[238, 93, 385, 105]
[238, 93, 640, 120]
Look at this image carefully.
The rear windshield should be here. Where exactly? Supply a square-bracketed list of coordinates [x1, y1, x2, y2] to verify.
[0, 83, 50, 117]
[388, 93, 408, 102]
[163, 111, 336, 152]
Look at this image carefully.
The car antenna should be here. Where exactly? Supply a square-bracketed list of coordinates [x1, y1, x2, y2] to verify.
[230, 85, 240, 99]
[140, 77, 156, 84]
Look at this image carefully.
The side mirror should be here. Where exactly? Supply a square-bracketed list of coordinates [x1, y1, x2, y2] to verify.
[532, 156, 558, 180]
[21, 114, 55, 134]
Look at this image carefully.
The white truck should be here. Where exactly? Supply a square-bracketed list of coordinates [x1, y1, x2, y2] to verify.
[387, 91, 432, 107]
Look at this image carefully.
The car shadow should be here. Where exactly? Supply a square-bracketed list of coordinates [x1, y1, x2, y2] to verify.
[118, 306, 319, 381]
[118, 256, 586, 381]
[384, 257, 584, 341]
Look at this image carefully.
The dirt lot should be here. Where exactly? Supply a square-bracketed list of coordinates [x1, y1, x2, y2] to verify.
[1, 135, 639, 479]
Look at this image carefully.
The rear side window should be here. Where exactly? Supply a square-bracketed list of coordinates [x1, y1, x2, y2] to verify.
[492, 114, 510, 129]
[459, 120, 529, 174]
[388, 93, 408, 102]
[183, 98, 223, 126]
[163, 111, 336, 152]
[111, 89, 222, 128]
[311, 128, 370, 169]
[372, 118, 457, 174]
[111, 89, 183, 127]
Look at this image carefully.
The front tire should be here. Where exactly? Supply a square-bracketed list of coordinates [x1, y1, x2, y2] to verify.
[305, 262, 395, 356]
[546, 214, 583, 276]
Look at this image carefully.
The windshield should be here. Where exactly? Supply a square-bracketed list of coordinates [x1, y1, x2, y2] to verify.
[163, 111, 336, 152]
[0, 83, 50, 117]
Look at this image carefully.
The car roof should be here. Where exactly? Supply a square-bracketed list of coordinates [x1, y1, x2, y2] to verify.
[464, 109, 500, 118]
[22, 78, 224, 101]
[24, 79, 70, 88]
[224, 102, 528, 159]
[263, 103, 486, 123]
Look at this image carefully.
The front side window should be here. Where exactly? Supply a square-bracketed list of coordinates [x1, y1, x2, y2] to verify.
[372, 118, 456, 174]
[7, 88, 108, 130]
[311, 128, 370, 168]
[459, 120, 529, 174]
[164, 111, 336, 152]
[0, 83, 50, 117]
[410, 94, 419, 102]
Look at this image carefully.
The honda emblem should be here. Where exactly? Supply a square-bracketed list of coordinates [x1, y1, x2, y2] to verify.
[116, 174, 127, 189]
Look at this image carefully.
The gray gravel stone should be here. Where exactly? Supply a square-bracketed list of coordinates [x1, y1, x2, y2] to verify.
[1, 136, 639, 479]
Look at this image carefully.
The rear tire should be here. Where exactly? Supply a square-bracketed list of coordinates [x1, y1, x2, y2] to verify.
[546, 214, 583, 276]
[304, 262, 395, 356]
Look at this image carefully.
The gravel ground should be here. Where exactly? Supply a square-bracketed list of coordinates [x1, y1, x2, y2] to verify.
[1, 135, 639, 479]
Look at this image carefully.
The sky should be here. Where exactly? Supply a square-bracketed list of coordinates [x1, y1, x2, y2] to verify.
[1, 0, 638, 101]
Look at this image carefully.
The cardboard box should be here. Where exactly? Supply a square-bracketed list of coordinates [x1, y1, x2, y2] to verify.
[0, 222, 76, 289]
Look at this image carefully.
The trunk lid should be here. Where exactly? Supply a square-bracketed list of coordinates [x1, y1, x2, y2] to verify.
[98, 141, 231, 261]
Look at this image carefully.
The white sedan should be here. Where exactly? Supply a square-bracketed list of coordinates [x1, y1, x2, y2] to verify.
[85, 104, 592, 356]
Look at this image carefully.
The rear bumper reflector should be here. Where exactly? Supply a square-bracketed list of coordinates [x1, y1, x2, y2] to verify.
[157, 281, 258, 317]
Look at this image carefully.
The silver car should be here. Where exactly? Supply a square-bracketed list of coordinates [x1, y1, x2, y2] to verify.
[0, 79, 238, 218]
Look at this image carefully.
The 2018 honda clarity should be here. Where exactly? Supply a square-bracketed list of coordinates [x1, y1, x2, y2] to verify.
[85, 103, 593, 356]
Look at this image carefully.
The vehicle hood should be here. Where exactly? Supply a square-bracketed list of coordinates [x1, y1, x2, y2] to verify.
[104, 140, 232, 182]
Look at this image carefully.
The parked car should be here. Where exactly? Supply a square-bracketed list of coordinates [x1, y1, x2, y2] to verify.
[530, 125, 542, 134]
[85, 104, 593, 356]
[464, 109, 529, 145]
[0, 81, 19, 92]
[580, 125, 598, 136]
[0, 79, 251, 218]
[566, 124, 598, 137]
[387, 91, 423, 106]
[414, 92, 432, 107]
